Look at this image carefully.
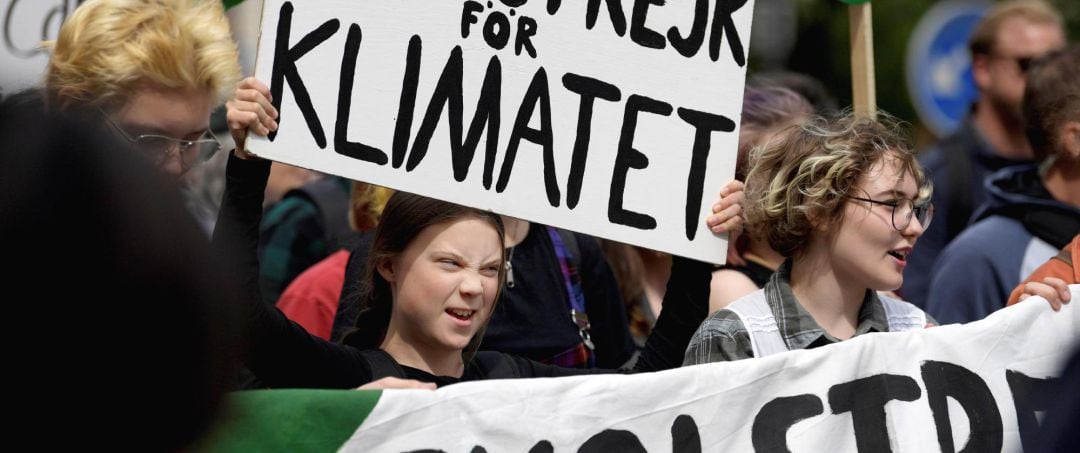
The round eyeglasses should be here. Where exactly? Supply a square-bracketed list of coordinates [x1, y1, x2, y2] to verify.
[846, 196, 935, 232]
[99, 109, 222, 173]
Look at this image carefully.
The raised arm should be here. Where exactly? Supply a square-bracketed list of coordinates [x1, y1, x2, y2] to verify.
[211, 78, 377, 389]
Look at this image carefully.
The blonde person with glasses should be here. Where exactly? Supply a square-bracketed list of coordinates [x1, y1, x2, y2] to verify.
[684, 113, 939, 364]
[45, 0, 241, 178]
[97, 109, 224, 176]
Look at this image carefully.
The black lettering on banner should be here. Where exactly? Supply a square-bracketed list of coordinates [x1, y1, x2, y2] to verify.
[751, 394, 825, 453]
[398, 48, 502, 184]
[482, 9, 512, 50]
[586, 0, 627, 36]
[629, 0, 666, 49]
[709, 0, 747, 66]
[676, 107, 735, 240]
[577, 429, 647, 453]
[405, 46, 465, 171]
[528, 440, 554, 453]
[406, 414, 702, 451]
[3, 0, 82, 59]
[546, 0, 563, 14]
[460, 1, 540, 58]
[392, 35, 423, 169]
[516, 16, 539, 58]
[668, 0, 709, 58]
[609, 94, 672, 230]
[496, 68, 561, 207]
[671, 414, 702, 453]
[828, 374, 921, 453]
[1006, 370, 1059, 453]
[334, 24, 387, 165]
[477, 57, 504, 189]
[268, 1, 340, 147]
[461, 1, 483, 38]
[562, 73, 622, 210]
[921, 360, 1003, 453]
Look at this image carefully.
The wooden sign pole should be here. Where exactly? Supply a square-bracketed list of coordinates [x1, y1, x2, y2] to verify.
[848, 3, 876, 120]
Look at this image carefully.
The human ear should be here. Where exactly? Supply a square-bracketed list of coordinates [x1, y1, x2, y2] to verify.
[807, 205, 837, 232]
[376, 257, 396, 283]
[971, 54, 992, 90]
[1060, 120, 1080, 160]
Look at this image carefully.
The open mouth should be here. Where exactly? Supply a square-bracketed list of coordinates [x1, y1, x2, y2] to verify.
[887, 249, 908, 261]
[446, 309, 475, 321]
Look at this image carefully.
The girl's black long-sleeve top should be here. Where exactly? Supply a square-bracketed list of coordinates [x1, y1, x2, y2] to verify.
[212, 153, 711, 388]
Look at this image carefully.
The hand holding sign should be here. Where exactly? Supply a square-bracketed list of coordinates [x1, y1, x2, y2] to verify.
[707, 180, 744, 235]
[226, 76, 279, 158]
[1018, 277, 1073, 311]
[246, 0, 753, 263]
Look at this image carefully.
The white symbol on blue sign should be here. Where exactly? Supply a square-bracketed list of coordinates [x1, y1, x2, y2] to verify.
[906, 1, 989, 137]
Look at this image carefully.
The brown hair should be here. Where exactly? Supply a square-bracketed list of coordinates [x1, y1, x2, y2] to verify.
[1023, 45, 1080, 162]
[342, 192, 506, 362]
[968, 0, 1063, 57]
[736, 85, 814, 181]
[599, 240, 650, 340]
[743, 112, 931, 257]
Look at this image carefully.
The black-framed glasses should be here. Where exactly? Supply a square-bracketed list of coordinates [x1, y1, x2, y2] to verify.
[98, 108, 222, 173]
[846, 196, 935, 232]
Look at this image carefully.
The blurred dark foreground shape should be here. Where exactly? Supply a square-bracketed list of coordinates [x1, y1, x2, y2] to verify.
[0, 92, 241, 451]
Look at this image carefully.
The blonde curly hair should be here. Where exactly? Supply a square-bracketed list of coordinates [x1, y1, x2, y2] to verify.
[744, 112, 932, 257]
[45, 0, 241, 111]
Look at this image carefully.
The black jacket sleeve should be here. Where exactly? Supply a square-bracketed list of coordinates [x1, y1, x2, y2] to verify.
[211, 153, 374, 389]
[631, 256, 711, 372]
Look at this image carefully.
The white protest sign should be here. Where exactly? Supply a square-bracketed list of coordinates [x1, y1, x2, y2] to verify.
[0, 0, 82, 93]
[249, 0, 753, 263]
[343, 287, 1080, 452]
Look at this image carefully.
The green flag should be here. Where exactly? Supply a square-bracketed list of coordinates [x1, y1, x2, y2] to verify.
[201, 389, 381, 452]
[222, 0, 245, 10]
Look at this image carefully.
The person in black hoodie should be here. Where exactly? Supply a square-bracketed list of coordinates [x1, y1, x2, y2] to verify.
[926, 46, 1080, 324]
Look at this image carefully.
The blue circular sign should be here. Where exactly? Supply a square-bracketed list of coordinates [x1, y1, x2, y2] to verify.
[906, 1, 989, 137]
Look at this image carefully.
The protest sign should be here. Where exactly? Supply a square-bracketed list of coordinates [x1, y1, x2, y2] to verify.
[248, 0, 754, 263]
[0, 0, 83, 92]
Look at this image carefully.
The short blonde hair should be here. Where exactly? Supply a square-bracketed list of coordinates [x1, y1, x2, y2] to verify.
[46, 0, 241, 111]
[744, 112, 932, 257]
[969, 0, 1063, 57]
[348, 182, 395, 232]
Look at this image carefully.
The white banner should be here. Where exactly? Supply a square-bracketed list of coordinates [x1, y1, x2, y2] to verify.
[345, 286, 1080, 452]
[249, 0, 754, 263]
[0, 0, 83, 93]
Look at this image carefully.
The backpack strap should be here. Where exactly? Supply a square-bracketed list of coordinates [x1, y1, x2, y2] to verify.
[358, 349, 407, 380]
[878, 294, 928, 332]
[725, 290, 788, 359]
[545, 227, 595, 367]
